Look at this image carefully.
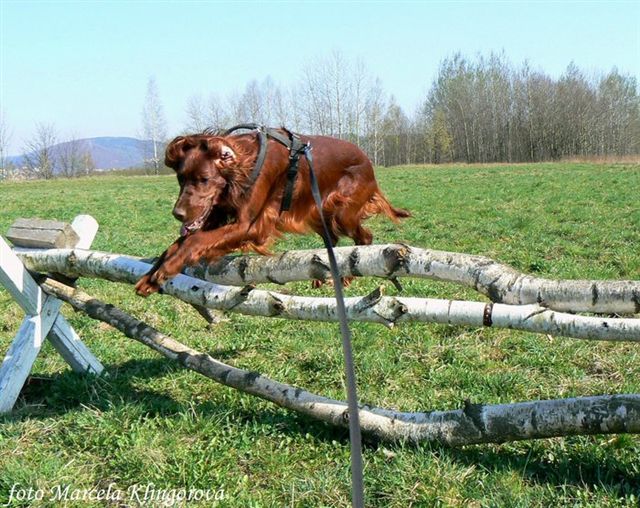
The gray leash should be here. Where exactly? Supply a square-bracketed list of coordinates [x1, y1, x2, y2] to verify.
[303, 143, 365, 508]
[221, 125, 365, 506]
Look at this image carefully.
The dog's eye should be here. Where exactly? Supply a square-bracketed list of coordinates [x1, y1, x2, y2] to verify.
[200, 178, 209, 185]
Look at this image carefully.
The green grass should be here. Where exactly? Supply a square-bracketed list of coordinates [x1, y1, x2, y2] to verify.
[0, 162, 639, 507]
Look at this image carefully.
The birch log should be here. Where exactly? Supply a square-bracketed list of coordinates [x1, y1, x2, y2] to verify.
[39, 278, 640, 446]
[17, 249, 640, 342]
[17, 245, 640, 314]
[187, 245, 640, 315]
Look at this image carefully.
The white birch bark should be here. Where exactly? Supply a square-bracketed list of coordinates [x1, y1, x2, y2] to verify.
[17, 245, 640, 314]
[186, 244, 640, 315]
[39, 277, 640, 446]
[15, 248, 640, 342]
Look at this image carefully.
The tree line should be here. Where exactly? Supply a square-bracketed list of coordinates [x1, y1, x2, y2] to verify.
[182, 52, 640, 166]
[0, 120, 95, 180]
[2, 51, 638, 179]
[417, 54, 640, 163]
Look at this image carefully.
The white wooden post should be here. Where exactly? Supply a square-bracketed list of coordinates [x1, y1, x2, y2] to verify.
[0, 215, 104, 413]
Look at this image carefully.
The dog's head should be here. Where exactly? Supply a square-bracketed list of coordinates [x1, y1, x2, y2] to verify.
[165, 135, 239, 236]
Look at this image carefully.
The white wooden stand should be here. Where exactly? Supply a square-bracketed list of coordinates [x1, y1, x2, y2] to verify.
[0, 215, 103, 413]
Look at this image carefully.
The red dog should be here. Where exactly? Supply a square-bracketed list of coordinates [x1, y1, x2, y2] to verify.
[135, 128, 409, 296]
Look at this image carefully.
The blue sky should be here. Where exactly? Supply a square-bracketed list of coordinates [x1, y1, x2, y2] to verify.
[1, 0, 638, 154]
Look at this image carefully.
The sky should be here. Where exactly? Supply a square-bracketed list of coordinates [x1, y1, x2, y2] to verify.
[1, 0, 638, 154]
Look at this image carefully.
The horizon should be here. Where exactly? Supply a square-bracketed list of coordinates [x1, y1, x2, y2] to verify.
[1, 1, 639, 155]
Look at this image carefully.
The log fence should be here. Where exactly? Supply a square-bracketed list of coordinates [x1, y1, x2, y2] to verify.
[1, 214, 640, 446]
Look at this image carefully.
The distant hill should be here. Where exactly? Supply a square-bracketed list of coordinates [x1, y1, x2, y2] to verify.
[9, 137, 164, 171]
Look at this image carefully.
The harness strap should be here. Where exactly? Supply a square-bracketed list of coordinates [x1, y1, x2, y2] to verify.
[280, 134, 306, 212]
[224, 124, 303, 213]
[263, 127, 292, 148]
[224, 124, 293, 150]
[304, 145, 365, 508]
[224, 124, 269, 184]
[221, 123, 364, 506]
[223, 123, 261, 134]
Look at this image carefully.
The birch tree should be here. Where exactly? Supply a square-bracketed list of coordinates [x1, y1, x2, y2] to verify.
[301, 51, 359, 138]
[0, 111, 11, 180]
[597, 69, 640, 155]
[177, 52, 639, 164]
[362, 78, 386, 165]
[424, 54, 640, 163]
[185, 94, 208, 132]
[381, 97, 411, 166]
[236, 79, 267, 124]
[141, 77, 167, 174]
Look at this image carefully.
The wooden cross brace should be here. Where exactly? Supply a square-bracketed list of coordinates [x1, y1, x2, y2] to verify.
[0, 215, 104, 413]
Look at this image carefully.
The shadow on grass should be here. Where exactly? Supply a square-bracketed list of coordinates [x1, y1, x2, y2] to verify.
[443, 443, 640, 494]
[4, 356, 351, 443]
[11, 358, 189, 416]
[4, 356, 640, 494]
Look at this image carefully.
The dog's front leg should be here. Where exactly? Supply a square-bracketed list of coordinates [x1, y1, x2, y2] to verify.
[136, 217, 274, 297]
[135, 229, 224, 296]
[135, 239, 184, 296]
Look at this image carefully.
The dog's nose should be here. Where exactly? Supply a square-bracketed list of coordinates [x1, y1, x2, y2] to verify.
[172, 207, 186, 222]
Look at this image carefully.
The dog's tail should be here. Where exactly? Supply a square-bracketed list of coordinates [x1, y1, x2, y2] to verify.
[364, 190, 411, 223]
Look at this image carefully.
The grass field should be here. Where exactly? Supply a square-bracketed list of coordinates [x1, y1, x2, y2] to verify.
[1, 162, 639, 507]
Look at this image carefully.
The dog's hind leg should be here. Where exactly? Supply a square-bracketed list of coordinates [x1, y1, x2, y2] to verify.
[309, 224, 340, 289]
[350, 224, 373, 246]
[332, 186, 376, 247]
[312, 191, 373, 288]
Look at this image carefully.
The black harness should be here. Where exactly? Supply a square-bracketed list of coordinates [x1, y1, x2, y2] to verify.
[223, 123, 306, 213]
[223, 124, 365, 508]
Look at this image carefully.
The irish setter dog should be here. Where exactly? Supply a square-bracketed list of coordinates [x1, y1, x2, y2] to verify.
[135, 128, 410, 296]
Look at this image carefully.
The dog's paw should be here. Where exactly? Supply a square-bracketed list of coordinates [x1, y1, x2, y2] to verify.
[135, 274, 161, 297]
[310, 277, 353, 290]
[341, 276, 354, 288]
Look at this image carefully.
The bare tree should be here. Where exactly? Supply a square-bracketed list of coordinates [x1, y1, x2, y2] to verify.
[597, 69, 640, 156]
[236, 79, 265, 124]
[363, 77, 386, 165]
[300, 57, 334, 135]
[206, 94, 230, 130]
[185, 94, 208, 132]
[346, 58, 369, 144]
[185, 93, 230, 133]
[303, 51, 352, 138]
[271, 85, 292, 128]
[381, 97, 411, 166]
[423, 54, 640, 163]
[81, 150, 96, 176]
[176, 52, 639, 165]
[301, 51, 386, 145]
[233, 77, 285, 126]
[0, 110, 11, 180]
[58, 136, 90, 178]
[284, 86, 304, 132]
[141, 77, 167, 174]
[22, 123, 58, 179]
[261, 76, 288, 127]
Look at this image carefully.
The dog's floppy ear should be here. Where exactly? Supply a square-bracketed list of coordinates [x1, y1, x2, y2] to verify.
[200, 137, 237, 168]
[165, 136, 196, 169]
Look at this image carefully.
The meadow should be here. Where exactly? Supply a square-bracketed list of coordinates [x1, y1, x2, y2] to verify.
[1, 162, 639, 507]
